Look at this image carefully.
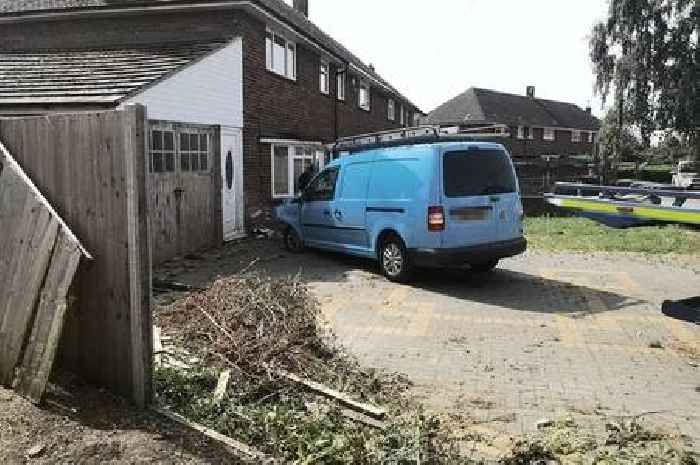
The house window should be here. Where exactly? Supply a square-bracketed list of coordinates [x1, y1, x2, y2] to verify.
[387, 99, 395, 121]
[518, 126, 533, 140]
[587, 131, 594, 143]
[544, 128, 555, 141]
[150, 130, 175, 173]
[180, 133, 209, 172]
[358, 80, 371, 111]
[266, 29, 296, 80]
[319, 61, 330, 95]
[399, 104, 405, 125]
[272, 144, 326, 198]
[337, 71, 346, 101]
[572, 130, 581, 143]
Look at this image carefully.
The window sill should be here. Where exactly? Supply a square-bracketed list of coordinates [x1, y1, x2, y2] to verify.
[266, 68, 297, 82]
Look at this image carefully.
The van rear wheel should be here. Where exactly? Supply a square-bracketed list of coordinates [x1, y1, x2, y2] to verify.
[379, 235, 411, 282]
[470, 259, 499, 272]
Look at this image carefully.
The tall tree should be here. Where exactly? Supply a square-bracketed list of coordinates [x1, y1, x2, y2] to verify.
[590, 0, 698, 157]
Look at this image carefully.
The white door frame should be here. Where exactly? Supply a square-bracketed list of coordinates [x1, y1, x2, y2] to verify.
[221, 128, 245, 241]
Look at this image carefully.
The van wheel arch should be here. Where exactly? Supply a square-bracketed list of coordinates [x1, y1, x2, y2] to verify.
[376, 230, 412, 282]
[376, 229, 404, 257]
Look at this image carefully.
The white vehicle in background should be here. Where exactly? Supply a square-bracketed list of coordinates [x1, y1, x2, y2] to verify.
[672, 160, 700, 190]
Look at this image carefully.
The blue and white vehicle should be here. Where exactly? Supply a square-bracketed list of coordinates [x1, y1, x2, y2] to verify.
[275, 126, 527, 282]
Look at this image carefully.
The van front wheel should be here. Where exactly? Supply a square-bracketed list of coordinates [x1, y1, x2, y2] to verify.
[284, 227, 304, 253]
[379, 236, 411, 282]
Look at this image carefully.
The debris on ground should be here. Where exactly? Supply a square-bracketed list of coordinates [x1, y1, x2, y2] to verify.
[154, 274, 464, 464]
[503, 417, 697, 465]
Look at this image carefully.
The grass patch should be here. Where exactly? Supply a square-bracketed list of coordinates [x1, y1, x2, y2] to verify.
[525, 217, 700, 254]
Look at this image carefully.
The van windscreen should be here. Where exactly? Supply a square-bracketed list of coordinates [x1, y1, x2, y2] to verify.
[443, 149, 516, 197]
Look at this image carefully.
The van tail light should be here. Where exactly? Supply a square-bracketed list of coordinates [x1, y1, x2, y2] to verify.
[428, 206, 445, 231]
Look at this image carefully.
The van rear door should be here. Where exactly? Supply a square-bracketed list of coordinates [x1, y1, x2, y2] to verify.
[440, 147, 518, 248]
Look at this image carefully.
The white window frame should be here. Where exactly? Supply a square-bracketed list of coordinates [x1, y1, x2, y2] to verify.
[543, 128, 555, 141]
[587, 131, 595, 143]
[572, 130, 581, 143]
[358, 80, 371, 111]
[319, 60, 330, 95]
[179, 131, 210, 173]
[387, 99, 395, 121]
[517, 126, 525, 140]
[271, 143, 326, 198]
[265, 28, 296, 80]
[337, 71, 346, 101]
[149, 129, 176, 174]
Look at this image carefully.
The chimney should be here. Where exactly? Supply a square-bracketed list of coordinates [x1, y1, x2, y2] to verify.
[526, 86, 535, 98]
[293, 0, 308, 17]
[585, 106, 592, 114]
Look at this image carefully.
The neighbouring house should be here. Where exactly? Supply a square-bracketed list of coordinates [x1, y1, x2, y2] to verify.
[426, 86, 600, 159]
[0, 0, 420, 248]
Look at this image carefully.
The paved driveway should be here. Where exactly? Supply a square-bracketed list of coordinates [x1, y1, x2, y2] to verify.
[157, 241, 700, 449]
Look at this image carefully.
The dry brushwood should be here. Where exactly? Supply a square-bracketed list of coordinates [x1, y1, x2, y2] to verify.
[158, 274, 334, 384]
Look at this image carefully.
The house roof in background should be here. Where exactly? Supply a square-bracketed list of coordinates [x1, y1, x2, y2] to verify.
[0, 40, 227, 106]
[0, 0, 419, 111]
[427, 88, 600, 130]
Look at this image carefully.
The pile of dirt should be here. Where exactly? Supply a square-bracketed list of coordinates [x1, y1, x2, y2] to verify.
[0, 382, 239, 464]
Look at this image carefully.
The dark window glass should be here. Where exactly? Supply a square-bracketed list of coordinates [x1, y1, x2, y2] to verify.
[443, 149, 516, 197]
[152, 130, 162, 150]
[200, 134, 208, 152]
[304, 168, 338, 202]
[190, 134, 199, 152]
[200, 153, 208, 171]
[165, 152, 175, 172]
[181, 151, 190, 171]
[180, 133, 190, 151]
[153, 153, 164, 173]
[164, 132, 174, 150]
[190, 152, 199, 171]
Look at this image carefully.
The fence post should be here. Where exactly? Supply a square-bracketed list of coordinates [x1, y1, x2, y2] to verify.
[123, 103, 153, 407]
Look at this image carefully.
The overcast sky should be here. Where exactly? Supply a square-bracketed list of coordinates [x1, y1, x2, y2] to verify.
[287, 0, 611, 117]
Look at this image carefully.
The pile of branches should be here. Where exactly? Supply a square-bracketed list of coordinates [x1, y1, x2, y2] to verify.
[159, 274, 336, 380]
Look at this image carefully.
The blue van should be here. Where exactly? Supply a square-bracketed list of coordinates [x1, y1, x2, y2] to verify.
[274, 137, 526, 282]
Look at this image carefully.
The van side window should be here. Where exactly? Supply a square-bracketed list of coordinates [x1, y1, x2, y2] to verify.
[304, 168, 339, 202]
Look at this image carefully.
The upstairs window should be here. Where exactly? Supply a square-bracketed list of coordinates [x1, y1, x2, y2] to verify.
[399, 104, 405, 125]
[517, 126, 533, 140]
[266, 29, 296, 80]
[543, 128, 555, 141]
[387, 99, 395, 121]
[587, 131, 595, 143]
[337, 71, 346, 101]
[358, 80, 371, 111]
[572, 130, 581, 143]
[319, 61, 330, 94]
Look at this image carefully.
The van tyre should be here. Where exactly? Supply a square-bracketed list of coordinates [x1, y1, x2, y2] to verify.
[471, 259, 499, 272]
[379, 235, 412, 282]
[283, 227, 304, 253]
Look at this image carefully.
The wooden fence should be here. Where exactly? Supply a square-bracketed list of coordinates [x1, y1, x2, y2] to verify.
[0, 105, 152, 406]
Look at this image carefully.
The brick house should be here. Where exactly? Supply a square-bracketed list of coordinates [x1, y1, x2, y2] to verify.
[0, 0, 420, 238]
[427, 87, 600, 159]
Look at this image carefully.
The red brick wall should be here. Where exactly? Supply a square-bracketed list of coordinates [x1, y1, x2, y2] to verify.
[504, 126, 596, 158]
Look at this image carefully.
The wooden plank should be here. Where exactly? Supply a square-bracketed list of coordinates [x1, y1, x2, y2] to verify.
[13, 230, 82, 402]
[272, 367, 388, 420]
[0, 202, 59, 386]
[152, 407, 274, 463]
[213, 370, 231, 403]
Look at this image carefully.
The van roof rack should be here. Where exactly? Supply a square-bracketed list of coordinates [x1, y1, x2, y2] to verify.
[329, 124, 510, 154]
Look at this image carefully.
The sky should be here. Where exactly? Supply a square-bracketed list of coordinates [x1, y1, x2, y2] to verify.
[285, 0, 611, 117]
